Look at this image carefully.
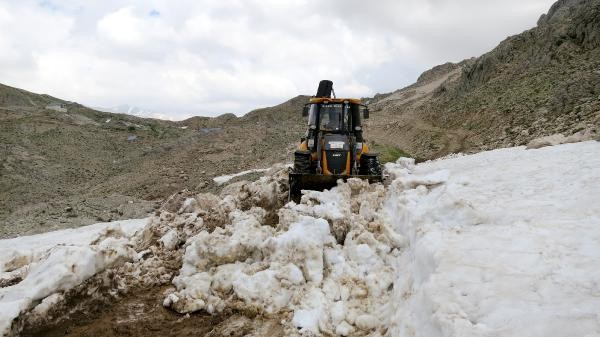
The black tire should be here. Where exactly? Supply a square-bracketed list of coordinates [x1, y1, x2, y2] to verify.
[294, 150, 311, 173]
[359, 153, 382, 176]
[288, 174, 301, 202]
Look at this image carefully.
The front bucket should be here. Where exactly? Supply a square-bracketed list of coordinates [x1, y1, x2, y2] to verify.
[288, 172, 382, 201]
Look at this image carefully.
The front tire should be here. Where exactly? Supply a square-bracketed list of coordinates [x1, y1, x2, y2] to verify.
[293, 150, 311, 173]
[359, 153, 382, 176]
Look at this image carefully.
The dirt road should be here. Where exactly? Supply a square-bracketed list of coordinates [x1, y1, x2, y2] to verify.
[411, 120, 469, 158]
[20, 286, 284, 337]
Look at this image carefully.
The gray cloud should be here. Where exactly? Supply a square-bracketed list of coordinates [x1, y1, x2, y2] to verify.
[0, 0, 555, 119]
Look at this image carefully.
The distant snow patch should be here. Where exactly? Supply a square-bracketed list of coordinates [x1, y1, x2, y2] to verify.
[213, 169, 269, 185]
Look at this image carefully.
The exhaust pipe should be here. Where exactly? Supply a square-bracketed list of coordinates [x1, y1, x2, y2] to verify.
[315, 80, 333, 98]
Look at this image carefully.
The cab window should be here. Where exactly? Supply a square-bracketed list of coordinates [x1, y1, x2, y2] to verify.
[320, 104, 347, 131]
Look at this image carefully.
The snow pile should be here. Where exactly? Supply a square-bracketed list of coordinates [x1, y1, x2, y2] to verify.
[0, 219, 149, 335]
[385, 141, 600, 337]
[162, 176, 402, 335]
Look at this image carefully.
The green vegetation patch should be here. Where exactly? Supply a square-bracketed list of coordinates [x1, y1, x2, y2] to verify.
[370, 143, 413, 163]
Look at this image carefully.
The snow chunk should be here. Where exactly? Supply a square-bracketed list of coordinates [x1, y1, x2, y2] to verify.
[158, 229, 180, 250]
[266, 217, 332, 283]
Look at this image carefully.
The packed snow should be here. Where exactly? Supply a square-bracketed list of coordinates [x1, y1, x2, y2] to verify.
[383, 141, 600, 337]
[1, 140, 599, 336]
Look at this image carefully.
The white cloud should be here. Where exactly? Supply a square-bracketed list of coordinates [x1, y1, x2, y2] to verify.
[0, 0, 556, 119]
[97, 7, 145, 47]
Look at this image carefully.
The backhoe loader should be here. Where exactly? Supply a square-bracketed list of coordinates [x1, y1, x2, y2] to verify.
[289, 80, 382, 199]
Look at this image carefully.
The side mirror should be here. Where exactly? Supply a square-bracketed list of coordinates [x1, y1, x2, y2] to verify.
[302, 105, 309, 117]
[363, 107, 370, 119]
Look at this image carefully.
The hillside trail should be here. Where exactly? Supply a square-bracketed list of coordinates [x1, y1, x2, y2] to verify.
[368, 67, 468, 160]
[24, 95, 38, 108]
[411, 119, 469, 158]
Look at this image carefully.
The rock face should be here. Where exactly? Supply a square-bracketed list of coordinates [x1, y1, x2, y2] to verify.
[456, 0, 599, 96]
[416, 62, 469, 85]
[526, 128, 598, 149]
[367, 0, 600, 158]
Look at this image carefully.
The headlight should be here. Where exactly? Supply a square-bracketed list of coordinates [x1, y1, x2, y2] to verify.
[355, 126, 362, 131]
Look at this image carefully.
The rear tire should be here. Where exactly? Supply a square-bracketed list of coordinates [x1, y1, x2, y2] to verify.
[359, 153, 382, 176]
[294, 150, 311, 173]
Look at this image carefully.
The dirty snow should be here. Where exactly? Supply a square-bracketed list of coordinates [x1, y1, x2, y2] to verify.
[526, 129, 597, 149]
[165, 177, 395, 335]
[0, 219, 149, 335]
[1, 140, 599, 336]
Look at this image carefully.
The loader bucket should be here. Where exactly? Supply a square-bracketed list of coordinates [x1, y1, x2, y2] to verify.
[288, 172, 382, 201]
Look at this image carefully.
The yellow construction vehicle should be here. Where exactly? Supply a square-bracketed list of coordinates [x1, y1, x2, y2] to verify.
[289, 80, 382, 199]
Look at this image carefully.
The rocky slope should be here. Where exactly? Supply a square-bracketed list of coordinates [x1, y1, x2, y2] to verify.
[367, 0, 599, 159]
[0, 85, 305, 238]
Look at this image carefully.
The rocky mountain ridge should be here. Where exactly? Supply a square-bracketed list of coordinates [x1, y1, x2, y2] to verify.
[0, 84, 304, 238]
[374, 0, 600, 155]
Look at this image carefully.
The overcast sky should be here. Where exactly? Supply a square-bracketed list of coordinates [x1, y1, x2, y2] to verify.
[0, 0, 556, 119]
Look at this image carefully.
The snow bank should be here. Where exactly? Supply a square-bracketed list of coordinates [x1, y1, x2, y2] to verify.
[0, 219, 149, 335]
[385, 141, 600, 337]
